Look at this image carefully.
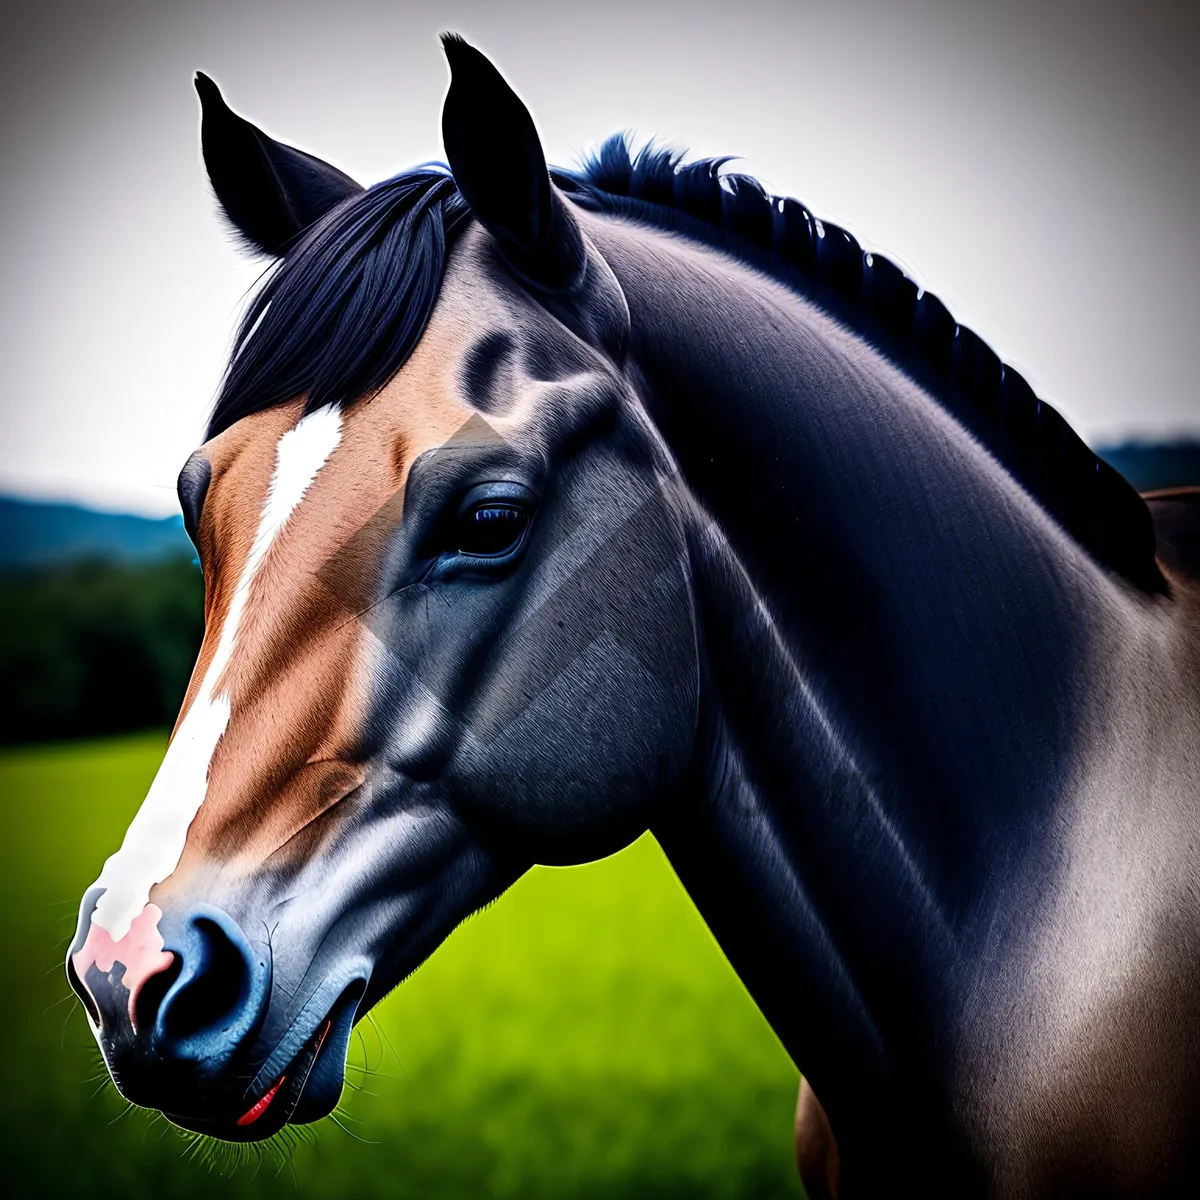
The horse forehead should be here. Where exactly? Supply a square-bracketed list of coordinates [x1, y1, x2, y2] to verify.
[203, 328, 481, 559]
[182, 306, 475, 710]
[196, 236, 524, 615]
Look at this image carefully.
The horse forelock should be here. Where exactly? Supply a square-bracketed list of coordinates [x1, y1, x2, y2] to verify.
[207, 169, 471, 441]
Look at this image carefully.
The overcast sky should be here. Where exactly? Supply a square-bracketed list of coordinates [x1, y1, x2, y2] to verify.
[1, 0, 1197, 516]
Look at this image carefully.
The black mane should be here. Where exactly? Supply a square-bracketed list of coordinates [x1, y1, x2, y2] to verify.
[561, 135, 1162, 593]
[209, 135, 1162, 592]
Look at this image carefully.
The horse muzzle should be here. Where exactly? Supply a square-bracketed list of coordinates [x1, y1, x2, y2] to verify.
[66, 889, 357, 1141]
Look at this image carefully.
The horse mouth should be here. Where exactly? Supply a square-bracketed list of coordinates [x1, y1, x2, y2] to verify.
[166, 1019, 333, 1142]
[235, 1072, 288, 1128]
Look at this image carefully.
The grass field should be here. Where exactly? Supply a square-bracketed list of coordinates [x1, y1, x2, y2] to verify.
[0, 734, 803, 1198]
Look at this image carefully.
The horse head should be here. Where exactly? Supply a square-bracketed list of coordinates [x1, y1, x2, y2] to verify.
[68, 37, 698, 1140]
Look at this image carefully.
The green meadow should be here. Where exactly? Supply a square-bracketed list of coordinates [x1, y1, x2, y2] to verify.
[0, 734, 803, 1198]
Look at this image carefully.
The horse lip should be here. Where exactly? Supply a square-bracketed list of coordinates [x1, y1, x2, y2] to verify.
[282, 1018, 332, 1120]
[238, 1018, 332, 1132]
[160, 1017, 334, 1139]
[235, 1074, 286, 1126]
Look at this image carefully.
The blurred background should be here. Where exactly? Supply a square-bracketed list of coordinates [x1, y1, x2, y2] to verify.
[1, 1, 1197, 1197]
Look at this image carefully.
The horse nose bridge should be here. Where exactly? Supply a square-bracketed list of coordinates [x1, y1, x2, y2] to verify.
[190, 737, 366, 867]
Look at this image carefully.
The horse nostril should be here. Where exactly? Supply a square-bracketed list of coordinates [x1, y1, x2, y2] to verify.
[134, 954, 182, 1034]
[158, 916, 256, 1049]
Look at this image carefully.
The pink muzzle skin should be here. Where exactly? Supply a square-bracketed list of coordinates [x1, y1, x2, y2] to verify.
[72, 903, 175, 1032]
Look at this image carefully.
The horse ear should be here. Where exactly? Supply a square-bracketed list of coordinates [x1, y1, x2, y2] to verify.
[194, 72, 363, 257]
[440, 35, 585, 291]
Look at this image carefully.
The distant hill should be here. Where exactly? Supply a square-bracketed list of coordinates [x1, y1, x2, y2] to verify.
[0, 496, 192, 570]
[1095, 441, 1200, 493]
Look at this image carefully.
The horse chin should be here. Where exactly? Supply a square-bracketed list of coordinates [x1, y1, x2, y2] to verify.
[157, 982, 359, 1143]
[160, 1047, 345, 1144]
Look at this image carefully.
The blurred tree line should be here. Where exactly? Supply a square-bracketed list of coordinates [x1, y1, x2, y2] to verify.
[0, 556, 203, 744]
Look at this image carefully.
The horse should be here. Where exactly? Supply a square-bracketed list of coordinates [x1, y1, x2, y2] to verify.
[67, 36, 1200, 1198]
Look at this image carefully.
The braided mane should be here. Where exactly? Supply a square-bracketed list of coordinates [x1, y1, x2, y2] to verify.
[556, 136, 1164, 594]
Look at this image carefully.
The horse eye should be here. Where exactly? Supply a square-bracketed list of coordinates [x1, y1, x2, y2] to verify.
[454, 503, 530, 558]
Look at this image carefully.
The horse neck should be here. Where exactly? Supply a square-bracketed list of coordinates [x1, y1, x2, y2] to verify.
[586, 213, 1152, 1154]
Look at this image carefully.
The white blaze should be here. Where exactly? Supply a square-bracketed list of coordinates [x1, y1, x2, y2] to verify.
[88, 406, 343, 941]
